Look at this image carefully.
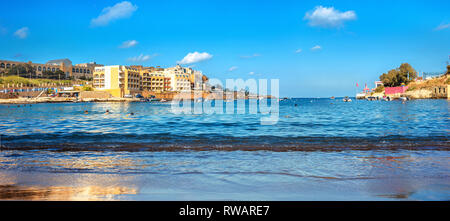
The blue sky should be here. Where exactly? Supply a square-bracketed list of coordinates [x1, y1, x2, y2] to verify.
[0, 0, 449, 97]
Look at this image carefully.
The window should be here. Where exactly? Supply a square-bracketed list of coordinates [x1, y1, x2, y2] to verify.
[72, 68, 75, 72]
[0, 63, 4, 68]
[6, 64, 10, 68]
[76, 68, 79, 73]
[43, 67, 46, 71]
[87, 70, 90, 74]
[38, 66, 41, 71]
[52, 68, 55, 72]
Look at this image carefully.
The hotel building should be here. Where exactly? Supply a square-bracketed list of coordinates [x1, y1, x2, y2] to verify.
[93, 65, 141, 98]
[141, 70, 171, 92]
[1, 59, 69, 78]
[163, 65, 195, 92]
[0, 58, 101, 79]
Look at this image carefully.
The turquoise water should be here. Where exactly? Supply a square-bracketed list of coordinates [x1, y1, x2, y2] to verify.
[0, 99, 449, 200]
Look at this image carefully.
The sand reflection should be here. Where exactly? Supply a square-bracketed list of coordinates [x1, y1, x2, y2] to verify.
[0, 184, 137, 201]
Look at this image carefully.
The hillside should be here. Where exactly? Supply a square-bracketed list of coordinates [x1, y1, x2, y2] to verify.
[404, 75, 449, 99]
[0, 76, 76, 87]
[367, 74, 449, 99]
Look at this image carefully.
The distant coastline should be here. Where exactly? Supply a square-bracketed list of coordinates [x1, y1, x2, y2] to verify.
[357, 63, 449, 100]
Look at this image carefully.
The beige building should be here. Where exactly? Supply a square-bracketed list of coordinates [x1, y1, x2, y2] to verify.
[93, 65, 141, 98]
[1, 59, 67, 78]
[139, 65, 208, 93]
[72, 62, 103, 79]
[0, 58, 102, 79]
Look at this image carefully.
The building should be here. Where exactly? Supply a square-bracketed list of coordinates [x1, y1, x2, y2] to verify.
[163, 65, 192, 92]
[431, 86, 448, 98]
[139, 65, 208, 93]
[0, 59, 67, 78]
[141, 70, 168, 92]
[385, 86, 408, 95]
[374, 81, 383, 88]
[0, 58, 102, 79]
[72, 62, 103, 79]
[92, 65, 141, 98]
[46, 59, 73, 78]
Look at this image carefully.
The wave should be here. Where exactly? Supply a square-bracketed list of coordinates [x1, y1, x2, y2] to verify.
[1, 132, 449, 152]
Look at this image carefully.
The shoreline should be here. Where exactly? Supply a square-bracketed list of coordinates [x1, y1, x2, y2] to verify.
[1, 96, 448, 104]
[0, 97, 142, 104]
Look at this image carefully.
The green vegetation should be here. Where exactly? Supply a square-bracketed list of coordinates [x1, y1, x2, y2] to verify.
[406, 86, 416, 92]
[6, 63, 35, 78]
[41, 70, 67, 80]
[446, 65, 450, 76]
[81, 85, 94, 91]
[374, 85, 384, 93]
[379, 63, 417, 87]
[0, 75, 73, 87]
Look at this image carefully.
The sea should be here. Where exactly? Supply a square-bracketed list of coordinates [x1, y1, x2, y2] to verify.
[0, 98, 448, 200]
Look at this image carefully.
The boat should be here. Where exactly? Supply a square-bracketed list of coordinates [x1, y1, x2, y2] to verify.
[160, 99, 167, 102]
[330, 96, 335, 99]
[343, 96, 352, 102]
[399, 97, 409, 102]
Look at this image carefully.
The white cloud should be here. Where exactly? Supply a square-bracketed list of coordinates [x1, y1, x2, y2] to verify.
[311, 45, 322, 51]
[119, 40, 138, 48]
[435, 23, 450, 31]
[177, 52, 213, 65]
[14, 27, 29, 39]
[128, 54, 155, 62]
[249, 72, 255, 75]
[240, 53, 261, 59]
[228, 66, 238, 72]
[295, 49, 302, 53]
[91, 1, 138, 27]
[304, 6, 356, 28]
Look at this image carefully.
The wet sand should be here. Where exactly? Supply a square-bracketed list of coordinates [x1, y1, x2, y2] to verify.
[0, 150, 448, 201]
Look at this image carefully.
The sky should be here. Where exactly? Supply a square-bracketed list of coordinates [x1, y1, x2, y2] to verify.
[0, 0, 449, 97]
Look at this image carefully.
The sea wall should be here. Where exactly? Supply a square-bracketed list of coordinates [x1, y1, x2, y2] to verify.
[404, 89, 432, 99]
[79, 91, 112, 99]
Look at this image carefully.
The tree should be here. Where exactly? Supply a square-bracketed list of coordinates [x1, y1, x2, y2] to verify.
[7, 64, 27, 76]
[399, 63, 417, 80]
[446, 65, 450, 76]
[379, 63, 417, 87]
[7, 64, 36, 78]
[42, 70, 66, 80]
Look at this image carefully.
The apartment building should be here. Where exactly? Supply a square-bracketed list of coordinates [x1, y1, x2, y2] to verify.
[93, 65, 141, 98]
